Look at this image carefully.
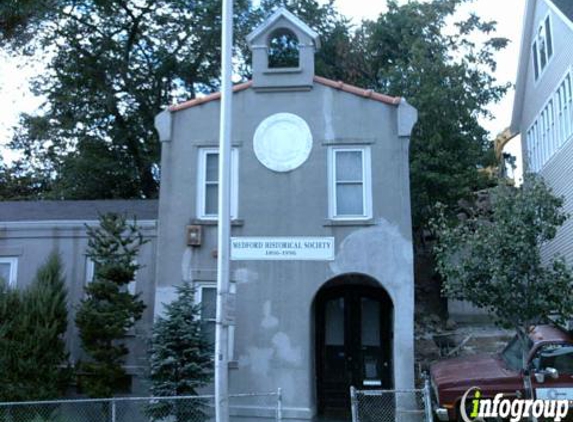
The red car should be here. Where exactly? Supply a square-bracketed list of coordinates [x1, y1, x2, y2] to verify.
[430, 325, 573, 421]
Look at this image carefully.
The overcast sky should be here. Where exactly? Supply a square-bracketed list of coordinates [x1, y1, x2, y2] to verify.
[0, 0, 525, 170]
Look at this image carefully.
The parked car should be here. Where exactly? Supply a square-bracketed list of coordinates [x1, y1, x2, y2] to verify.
[430, 325, 573, 421]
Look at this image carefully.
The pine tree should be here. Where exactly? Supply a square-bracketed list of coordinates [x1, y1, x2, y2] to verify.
[75, 213, 147, 397]
[147, 282, 213, 422]
[0, 252, 70, 402]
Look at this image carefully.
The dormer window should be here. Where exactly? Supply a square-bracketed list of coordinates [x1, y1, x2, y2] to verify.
[268, 28, 300, 68]
[532, 15, 553, 81]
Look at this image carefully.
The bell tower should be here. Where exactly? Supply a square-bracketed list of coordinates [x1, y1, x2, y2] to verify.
[246, 8, 321, 91]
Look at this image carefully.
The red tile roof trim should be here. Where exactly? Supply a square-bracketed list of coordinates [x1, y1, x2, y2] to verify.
[168, 81, 253, 112]
[168, 76, 401, 112]
[313, 76, 402, 105]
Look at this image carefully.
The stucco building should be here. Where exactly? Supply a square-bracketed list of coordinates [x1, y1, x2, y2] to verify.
[0, 9, 418, 420]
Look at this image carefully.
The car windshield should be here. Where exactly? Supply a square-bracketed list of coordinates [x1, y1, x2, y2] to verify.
[502, 336, 532, 371]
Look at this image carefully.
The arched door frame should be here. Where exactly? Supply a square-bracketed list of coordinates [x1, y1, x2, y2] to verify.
[313, 273, 394, 415]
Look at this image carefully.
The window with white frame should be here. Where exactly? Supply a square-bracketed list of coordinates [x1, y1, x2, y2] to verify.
[0, 257, 18, 287]
[85, 258, 136, 295]
[328, 147, 372, 219]
[556, 72, 573, 148]
[195, 282, 234, 360]
[197, 148, 239, 220]
[532, 14, 553, 81]
[527, 70, 573, 172]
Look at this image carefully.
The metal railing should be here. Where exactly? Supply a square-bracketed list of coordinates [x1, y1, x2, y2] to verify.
[350, 381, 433, 422]
[0, 390, 282, 422]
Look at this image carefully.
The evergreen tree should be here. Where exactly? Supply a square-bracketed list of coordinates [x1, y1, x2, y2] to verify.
[75, 213, 147, 397]
[0, 252, 70, 402]
[147, 282, 213, 422]
[0, 278, 21, 401]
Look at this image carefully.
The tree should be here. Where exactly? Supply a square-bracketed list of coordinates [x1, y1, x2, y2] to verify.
[75, 213, 147, 398]
[4, 0, 255, 200]
[0, 0, 63, 47]
[0, 158, 50, 200]
[433, 174, 573, 369]
[311, 0, 509, 233]
[0, 252, 70, 402]
[147, 282, 213, 421]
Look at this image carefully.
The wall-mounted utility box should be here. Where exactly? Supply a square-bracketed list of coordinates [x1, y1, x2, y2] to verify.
[186, 225, 202, 246]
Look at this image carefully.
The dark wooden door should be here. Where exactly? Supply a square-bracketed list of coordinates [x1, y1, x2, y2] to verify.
[316, 285, 392, 414]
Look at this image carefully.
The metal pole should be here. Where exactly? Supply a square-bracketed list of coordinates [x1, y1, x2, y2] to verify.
[350, 386, 359, 422]
[215, 0, 233, 421]
[111, 398, 117, 422]
[277, 388, 283, 422]
[423, 378, 434, 422]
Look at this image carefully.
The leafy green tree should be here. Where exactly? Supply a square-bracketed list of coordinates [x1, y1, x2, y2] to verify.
[5, 0, 255, 200]
[0, 0, 63, 47]
[147, 282, 213, 421]
[0, 158, 50, 200]
[75, 213, 147, 397]
[312, 0, 509, 233]
[0, 252, 70, 402]
[433, 174, 573, 368]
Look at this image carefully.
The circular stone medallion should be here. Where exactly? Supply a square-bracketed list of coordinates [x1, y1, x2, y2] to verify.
[253, 113, 313, 172]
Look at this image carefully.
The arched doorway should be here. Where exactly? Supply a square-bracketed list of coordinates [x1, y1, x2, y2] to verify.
[314, 274, 393, 415]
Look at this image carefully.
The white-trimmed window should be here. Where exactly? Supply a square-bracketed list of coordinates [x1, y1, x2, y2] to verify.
[328, 147, 372, 220]
[85, 258, 136, 295]
[556, 72, 573, 148]
[195, 282, 235, 360]
[0, 257, 18, 287]
[527, 70, 573, 172]
[532, 14, 553, 81]
[197, 148, 239, 220]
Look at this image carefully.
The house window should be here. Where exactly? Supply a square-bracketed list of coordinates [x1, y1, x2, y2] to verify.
[526, 68, 573, 173]
[329, 147, 372, 219]
[531, 127, 536, 172]
[532, 15, 553, 81]
[195, 282, 235, 360]
[0, 257, 18, 287]
[197, 148, 239, 220]
[528, 121, 537, 172]
[196, 284, 216, 345]
[556, 72, 573, 149]
[85, 258, 136, 295]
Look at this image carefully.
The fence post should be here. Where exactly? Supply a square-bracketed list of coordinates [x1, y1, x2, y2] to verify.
[350, 386, 359, 422]
[277, 388, 283, 422]
[111, 398, 117, 422]
[423, 377, 434, 422]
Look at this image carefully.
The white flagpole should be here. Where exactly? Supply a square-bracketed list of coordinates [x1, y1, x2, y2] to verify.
[215, 0, 233, 420]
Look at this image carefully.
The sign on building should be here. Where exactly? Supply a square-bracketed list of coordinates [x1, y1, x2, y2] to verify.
[231, 237, 335, 261]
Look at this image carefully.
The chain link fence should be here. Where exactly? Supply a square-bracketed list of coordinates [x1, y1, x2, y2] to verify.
[350, 381, 433, 422]
[0, 391, 282, 422]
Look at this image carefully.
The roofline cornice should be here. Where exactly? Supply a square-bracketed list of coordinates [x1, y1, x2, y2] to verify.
[510, 0, 536, 134]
